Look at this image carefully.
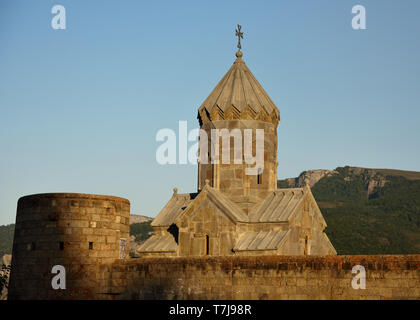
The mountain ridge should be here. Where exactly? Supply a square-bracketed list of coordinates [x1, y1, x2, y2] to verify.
[1, 166, 419, 256]
[278, 166, 420, 254]
[279, 166, 420, 188]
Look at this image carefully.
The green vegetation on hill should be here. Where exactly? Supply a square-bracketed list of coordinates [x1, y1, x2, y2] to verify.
[308, 167, 420, 254]
[0, 224, 14, 256]
[130, 222, 153, 242]
[312, 167, 368, 202]
[1, 166, 420, 256]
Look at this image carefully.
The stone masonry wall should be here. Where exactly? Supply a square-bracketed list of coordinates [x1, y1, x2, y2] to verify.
[98, 255, 420, 300]
[8, 193, 130, 300]
[198, 120, 278, 204]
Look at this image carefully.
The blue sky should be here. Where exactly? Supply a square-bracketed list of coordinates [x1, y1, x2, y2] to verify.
[0, 0, 419, 224]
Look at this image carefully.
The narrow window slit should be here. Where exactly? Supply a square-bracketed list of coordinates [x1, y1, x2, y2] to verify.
[205, 235, 210, 256]
[257, 168, 262, 184]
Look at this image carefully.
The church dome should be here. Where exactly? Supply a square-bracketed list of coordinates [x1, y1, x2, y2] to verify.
[198, 51, 280, 126]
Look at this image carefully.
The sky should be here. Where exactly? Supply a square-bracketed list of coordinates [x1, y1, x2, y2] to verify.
[0, 0, 419, 224]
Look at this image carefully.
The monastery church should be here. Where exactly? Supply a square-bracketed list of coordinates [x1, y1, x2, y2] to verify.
[138, 27, 336, 257]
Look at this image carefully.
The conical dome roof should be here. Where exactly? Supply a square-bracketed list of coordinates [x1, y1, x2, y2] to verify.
[198, 51, 280, 125]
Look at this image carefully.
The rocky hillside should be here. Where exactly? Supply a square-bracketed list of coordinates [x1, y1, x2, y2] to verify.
[130, 214, 153, 224]
[278, 167, 420, 196]
[281, 169, 338, 189]
[279, 166, 420, 254]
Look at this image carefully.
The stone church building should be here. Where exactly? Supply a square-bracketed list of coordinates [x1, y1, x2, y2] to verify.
[9, 28, 419, 301]
[138, 41, 336, 257]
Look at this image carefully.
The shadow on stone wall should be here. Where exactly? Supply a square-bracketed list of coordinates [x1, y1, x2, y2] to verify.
[119, 277, 177, 300]
[0, 254, 12, 300]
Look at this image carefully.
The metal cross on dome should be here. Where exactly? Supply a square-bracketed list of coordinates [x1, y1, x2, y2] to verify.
[235, 24, 243, 51]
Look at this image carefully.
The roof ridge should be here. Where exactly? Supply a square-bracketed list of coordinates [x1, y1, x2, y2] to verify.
[226, 68, 238, 110]
[205, 62, 236, 110]
[238, 63, 249, 110]
[245, 63, 279, 115]
[248, 191, 275, 220]
[241, 63, 264, 112]
[248, 189, 307, 223]
[265, 191, 295, 221]
[206, 186, 249, 222]
[246, 230, 262, 250]
[259, 192, 284, 222]
[198, 56, 279, 123]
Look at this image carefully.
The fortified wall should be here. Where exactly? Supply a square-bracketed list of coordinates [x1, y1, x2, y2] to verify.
[99, 255, 420, 300]
[8, 193, 420, 300]
[8, 193, 130, 300]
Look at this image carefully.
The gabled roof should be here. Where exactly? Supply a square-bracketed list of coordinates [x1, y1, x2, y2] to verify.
[151, 193, 196, 227]
[152, 186, 323, 227]
[137, 234, 177, 253]
[198, 52, 280, 122]
[249, 188, 306, 222]
[151, 185, 249, 228]
[234, 229, 289, 251]
[176, 185, 249, 224]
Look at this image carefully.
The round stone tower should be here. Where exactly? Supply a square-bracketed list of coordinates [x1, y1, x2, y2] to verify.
[8, 193, 130, 300]
[197, 49, 280, 213]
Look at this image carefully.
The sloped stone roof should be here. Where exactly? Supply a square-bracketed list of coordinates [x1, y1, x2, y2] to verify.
[151, 193, 196, 227]
[198, 52, 280, 124]
[137, 234, 177, 253]
[151, 185, 249, 227]
[151, 186, 323, 227]
[144, 185, 331, 254]
[233, 229, 290, 252]
[198, 185, 249, 223]
[249, 188, 306, 222]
